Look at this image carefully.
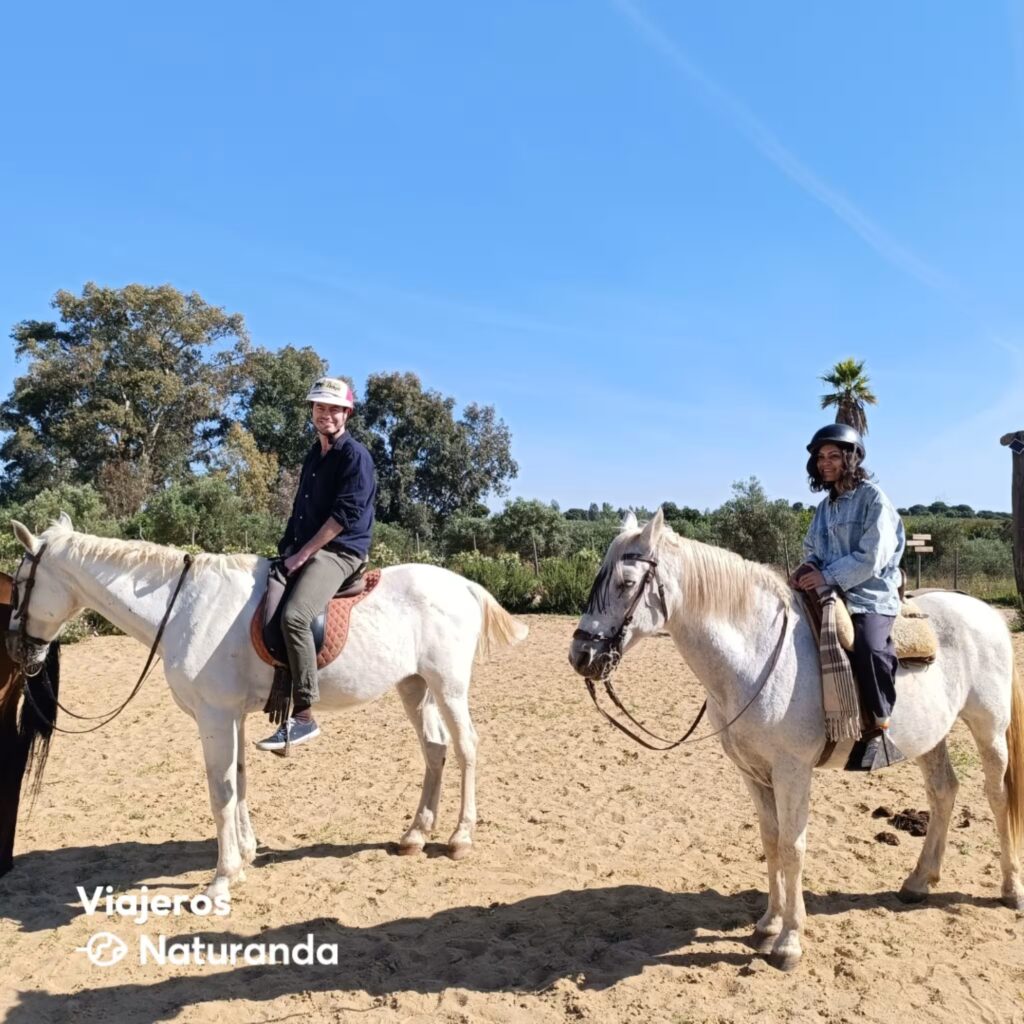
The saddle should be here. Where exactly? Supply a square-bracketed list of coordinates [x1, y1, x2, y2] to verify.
[250, 561, 382, 670]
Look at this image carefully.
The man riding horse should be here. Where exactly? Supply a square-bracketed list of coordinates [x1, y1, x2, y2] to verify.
[255, 376, 378, 752]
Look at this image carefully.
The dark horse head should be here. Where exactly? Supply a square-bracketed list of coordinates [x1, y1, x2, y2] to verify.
[0, 572, 60, 877]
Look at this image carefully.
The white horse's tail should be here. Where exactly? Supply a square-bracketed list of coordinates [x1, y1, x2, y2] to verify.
[1007, 661, 1024, 852]
[466, 582, 529, 661]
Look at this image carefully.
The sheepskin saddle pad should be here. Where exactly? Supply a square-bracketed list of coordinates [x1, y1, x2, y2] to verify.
[833, 597, 937, 663]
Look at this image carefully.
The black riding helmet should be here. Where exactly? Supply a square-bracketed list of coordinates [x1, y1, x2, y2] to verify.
[806, 423, 865, 460]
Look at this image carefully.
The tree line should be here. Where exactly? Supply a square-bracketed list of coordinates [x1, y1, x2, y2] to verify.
[1, 283, 517, 548]
[0, 288, 1015, 617]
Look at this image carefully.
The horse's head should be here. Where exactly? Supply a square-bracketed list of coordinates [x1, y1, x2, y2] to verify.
[569, 508, 670, 680]
[6, 515, 80, 673]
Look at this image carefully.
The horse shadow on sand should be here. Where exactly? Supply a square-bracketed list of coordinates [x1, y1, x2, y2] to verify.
[3, 873, 1005, 1024]
[0, 837, 391, 931]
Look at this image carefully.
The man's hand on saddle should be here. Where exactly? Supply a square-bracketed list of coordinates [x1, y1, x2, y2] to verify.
[283, 551, 310, 575]
[790, 563, 827, 592]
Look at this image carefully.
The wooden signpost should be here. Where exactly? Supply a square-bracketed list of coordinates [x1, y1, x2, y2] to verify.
[906, 534, 932, 589]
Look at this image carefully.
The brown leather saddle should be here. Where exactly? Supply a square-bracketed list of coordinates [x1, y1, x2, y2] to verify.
[250, 561, 381, 669]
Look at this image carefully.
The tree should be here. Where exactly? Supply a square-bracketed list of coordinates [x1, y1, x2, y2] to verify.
[491, 498, 569, 559]
[0, 483, 118, 568]
[0, 283, 248, 505]
[712, 477, 805, 566]
[353, 372, 517, 531]
[214, 423, 280, 515]
[236, 345, 327, 470]
[441, 513, 494, 555]
[819, 358, 877, 435]
[138, 475, 281, 552]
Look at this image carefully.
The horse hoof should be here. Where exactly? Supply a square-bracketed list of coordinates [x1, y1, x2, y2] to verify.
[897, 886, 928, 905]
[397, 843, 423, 857]
[1000, 891, 1024, 912]
[769, 949, 801, 972]
[750, 931, 777, 955]
[448, 843, 471, 861]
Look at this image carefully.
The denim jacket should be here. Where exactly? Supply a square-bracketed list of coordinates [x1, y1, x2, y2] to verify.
[802, 480, 905, 615]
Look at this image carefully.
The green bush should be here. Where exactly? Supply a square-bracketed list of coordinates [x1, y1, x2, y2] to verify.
[447, 551, 539, 612]
[565, 520, 620, 557]
[373, 522, 415, 559]
[538, 549, 601, 613]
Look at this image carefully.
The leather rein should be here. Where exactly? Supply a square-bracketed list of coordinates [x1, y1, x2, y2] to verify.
[574, 554, 790, 752]
[9, 544, 193, 735]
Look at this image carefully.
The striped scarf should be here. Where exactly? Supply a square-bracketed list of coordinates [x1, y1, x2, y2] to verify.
[801, 587, 862, 742]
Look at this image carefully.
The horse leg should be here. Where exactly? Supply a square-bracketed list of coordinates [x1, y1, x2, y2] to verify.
[743, 777, 784, 952]
[899, 740, 958, 903]
[197, 708, 244, 902]
[768, 763, 812, 971]
[395, 676, 449, 854]
[426, 679, 478, 860]
[964, 718, 1024, 910]
[235, 716, 258, 866]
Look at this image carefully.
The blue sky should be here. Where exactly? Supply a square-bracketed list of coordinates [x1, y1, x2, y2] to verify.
[2, 1, 1023, 513]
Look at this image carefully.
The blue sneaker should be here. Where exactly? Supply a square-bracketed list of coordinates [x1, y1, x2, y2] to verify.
[255, 717, 320, 752]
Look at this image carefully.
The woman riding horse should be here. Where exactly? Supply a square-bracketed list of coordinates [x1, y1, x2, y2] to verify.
[791, 423, 906, 771]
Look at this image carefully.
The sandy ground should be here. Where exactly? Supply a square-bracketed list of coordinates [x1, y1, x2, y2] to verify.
[1, 616, 1023, 1024]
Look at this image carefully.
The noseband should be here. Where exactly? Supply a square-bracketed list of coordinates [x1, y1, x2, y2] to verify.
[572, 554, 666, 668]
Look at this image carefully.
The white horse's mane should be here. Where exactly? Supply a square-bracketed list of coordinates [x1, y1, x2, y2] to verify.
[597, 523, 789, 623]
[42, 520, 260, 577]
[661, 532, 790, 621]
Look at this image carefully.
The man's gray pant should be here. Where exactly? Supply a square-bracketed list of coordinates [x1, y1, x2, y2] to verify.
[281, 548, 365, 707]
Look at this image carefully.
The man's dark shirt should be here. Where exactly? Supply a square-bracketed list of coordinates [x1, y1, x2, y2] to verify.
[278, 432, 377, 559]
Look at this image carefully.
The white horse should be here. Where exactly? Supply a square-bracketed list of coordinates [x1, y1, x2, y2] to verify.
[569, 510, 1024, 971]
[7, 515, 528, 902]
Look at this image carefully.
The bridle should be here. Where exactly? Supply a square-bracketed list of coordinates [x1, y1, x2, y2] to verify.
[572, 554, 666, 672]
[8, 542, 194, 734]
[7, 543, 51, 676]
[574, 551, 790, 752]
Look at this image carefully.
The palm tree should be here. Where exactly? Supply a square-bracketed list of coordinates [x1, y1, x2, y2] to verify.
[819, 358, 877, 435]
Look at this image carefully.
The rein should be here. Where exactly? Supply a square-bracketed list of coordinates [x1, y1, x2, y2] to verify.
[12, 549, 194, 735]
[585, 603, 790, 751]
[575, 551, 791, 751]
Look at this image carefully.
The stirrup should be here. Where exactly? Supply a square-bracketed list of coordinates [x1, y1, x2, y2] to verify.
[844, 730, 906, 772]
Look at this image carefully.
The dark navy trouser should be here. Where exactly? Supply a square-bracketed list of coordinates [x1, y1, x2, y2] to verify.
[850, 612, 898, 724]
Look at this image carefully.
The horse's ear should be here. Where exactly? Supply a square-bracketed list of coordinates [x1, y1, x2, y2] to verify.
[639, 508, 665, 547]
[11, 520, 37, 554]
[620, 511, 638, 532]
[57, 511, 73, 530]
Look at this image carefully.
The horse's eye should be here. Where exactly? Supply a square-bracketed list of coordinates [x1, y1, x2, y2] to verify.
[617, 580, 634, 596]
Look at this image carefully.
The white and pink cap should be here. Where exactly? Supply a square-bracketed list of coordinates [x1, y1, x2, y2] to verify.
[305, 377, 355, 409]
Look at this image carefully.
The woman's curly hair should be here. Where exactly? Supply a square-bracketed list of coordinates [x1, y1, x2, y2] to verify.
[807, 446, 869, 496]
